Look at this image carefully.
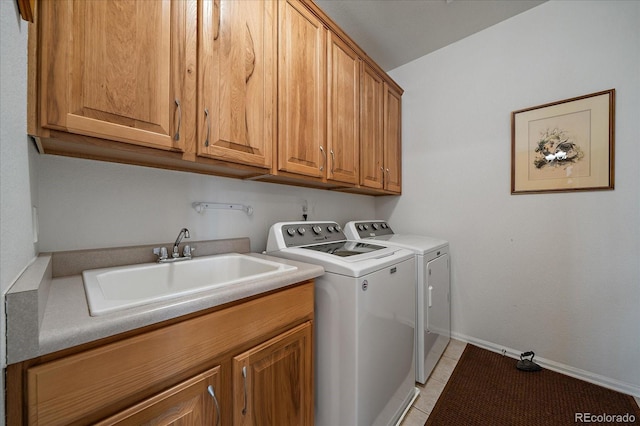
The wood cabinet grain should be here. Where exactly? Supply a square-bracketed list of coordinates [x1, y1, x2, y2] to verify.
[277, 0, 326, 179]
[28, 0, 402, 194]
[198, 0, 276, 169]
[360, 62, 385, 190]
[327, 32, 360, 185]
[383, 83, 403, 193]
[232, 322, 313, 425]
[9, 281, 314, 425]
[95, 367, 221, 426]
[38, 0, 194, 152]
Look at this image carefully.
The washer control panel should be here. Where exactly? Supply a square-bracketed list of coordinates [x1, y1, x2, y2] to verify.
[349, 220, 394, 238]
[281, 222, 346, 247]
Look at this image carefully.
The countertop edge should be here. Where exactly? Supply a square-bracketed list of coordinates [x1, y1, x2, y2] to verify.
[6, 252, 323, 364]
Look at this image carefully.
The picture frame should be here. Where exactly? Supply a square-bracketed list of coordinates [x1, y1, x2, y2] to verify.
[511, 89, 615, 194]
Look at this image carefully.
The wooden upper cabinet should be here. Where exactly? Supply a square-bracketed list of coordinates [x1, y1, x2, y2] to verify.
[38, 0, 195, 152]
[383, 83, 402, 193]
[198, 0, 276, 169]
[277, 0, 326, 178]
[360, 62, 384, 190]
[327, 32, 360, 185]
[31, 0, 401, 193]
[232, 322, 313, 426]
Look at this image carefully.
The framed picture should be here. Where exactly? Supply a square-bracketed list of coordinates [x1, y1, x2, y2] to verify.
[511, 89, 615, 194]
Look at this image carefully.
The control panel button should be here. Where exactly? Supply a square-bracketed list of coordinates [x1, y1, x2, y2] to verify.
[297, 227, 306, 235]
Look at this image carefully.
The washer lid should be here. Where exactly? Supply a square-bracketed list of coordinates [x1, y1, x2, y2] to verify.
[367, 234, 449, 254]
[301, 241, 388, 257]
[267, 245, 413, 277]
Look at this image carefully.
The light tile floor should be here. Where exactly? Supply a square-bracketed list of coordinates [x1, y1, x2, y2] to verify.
[401, 339, 467, 425]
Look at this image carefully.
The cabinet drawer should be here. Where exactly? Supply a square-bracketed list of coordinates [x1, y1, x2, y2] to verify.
[27, 282, 314, 425]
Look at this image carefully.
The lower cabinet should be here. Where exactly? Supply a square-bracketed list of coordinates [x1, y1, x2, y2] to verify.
[8, 281, 314, 426]
[96, 367, 222, 426]
[233, 322, 313, 426]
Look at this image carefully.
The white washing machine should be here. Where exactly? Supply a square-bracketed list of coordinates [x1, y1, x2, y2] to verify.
[266, 221, 418, 426]
[344, 220, 450, 384]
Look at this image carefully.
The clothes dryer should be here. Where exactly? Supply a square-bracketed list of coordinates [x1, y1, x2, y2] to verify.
[345, 220, 450, 384]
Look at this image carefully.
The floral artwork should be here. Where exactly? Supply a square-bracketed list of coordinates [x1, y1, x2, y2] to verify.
[511, 89, 615, 194]
[533, 128, 584, 169]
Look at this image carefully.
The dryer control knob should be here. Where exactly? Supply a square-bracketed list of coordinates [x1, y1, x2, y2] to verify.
[372, 223, 379, 230]
[286, 228, 296, 236]
[297, 227, 306, 235]
[312, 225, 322, 235]
[335, 225, 342, 232]
[327, 226, 335, 232]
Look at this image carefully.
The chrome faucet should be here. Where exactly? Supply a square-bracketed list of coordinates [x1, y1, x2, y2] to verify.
[173, 228, 190, 257]
[153, 228, 193, 263]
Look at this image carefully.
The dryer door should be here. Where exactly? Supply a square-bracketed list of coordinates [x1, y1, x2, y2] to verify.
[426, 254, 450, 336]
[423, 254, 451, 380]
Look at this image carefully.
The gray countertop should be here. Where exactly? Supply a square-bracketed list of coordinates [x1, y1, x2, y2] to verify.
[6, 239, 324, 364]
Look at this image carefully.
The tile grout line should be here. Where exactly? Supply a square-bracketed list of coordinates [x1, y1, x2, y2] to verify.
[401, 339, 467, 425]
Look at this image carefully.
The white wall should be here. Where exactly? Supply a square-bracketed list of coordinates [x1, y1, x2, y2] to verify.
[381, 0, 640, 394]
[0, 1, 39, 421]
[37, 155, 375, 253]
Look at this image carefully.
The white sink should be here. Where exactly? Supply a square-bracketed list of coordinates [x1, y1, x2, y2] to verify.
[82, 253, 297, 316]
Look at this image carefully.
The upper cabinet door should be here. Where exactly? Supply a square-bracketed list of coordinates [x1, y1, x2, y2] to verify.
[39, 0, 194, 151]
[360, 62, 384, 190]
[327, 32, 359, 185]
[278, 0, 326, 178]
[383, 83, 402, 193]
[198, 0, 276, 168]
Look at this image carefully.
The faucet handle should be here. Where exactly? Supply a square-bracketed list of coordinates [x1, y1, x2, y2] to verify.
[153, 247, 169, 260]
[183, 245, 193, 258]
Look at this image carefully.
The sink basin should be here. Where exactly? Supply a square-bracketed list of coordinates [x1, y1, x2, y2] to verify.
[83, 253, 297, 316]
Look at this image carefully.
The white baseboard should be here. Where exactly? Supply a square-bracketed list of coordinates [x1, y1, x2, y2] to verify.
[451, 332, 640, 399]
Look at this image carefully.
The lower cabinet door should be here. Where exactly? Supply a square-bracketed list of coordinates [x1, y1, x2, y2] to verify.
[232, 322, 313, 426]
[95, 366, 222, 426]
